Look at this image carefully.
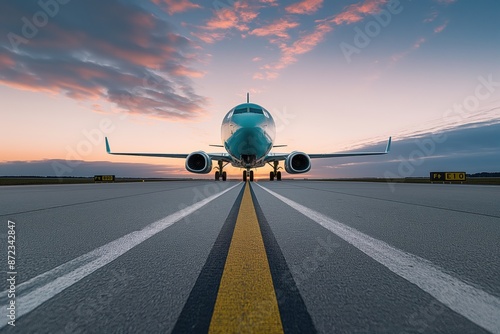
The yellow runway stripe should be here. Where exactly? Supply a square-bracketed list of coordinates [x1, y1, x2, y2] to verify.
[209, 183, 283, 333]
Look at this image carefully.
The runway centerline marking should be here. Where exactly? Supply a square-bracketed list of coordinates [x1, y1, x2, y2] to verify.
[173, 182, 314, 333]
[257, 184, 500, 334]
[0, 182, 241, 329]
[209, 182, 283, 333]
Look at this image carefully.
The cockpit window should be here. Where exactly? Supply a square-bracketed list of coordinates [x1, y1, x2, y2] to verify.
[233, 107, 247, 114]
[232, 105, 264, 115]
[249, 107, 263, 114]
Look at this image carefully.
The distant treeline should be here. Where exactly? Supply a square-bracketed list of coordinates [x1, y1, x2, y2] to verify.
[467, 172, 500, 177]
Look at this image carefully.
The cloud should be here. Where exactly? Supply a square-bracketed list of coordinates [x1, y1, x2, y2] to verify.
[434, 20, 449, 33]
[285, 0, 323, 15]
[254, 0, 389, 80]
[152, 0, 201, 15]
[313, 120, 500, 178]
[257, 21, 332, 78]
[424, 10, 439, 23]
[192, 0, 278, 43]
[197, 1, 258, 31]
[249, 18, 299, 39]
[435, 0, 457, 5]
[390, 17, 449, 64]
[390, 37, 427, 63]
[330, 0, 389, 25]
[0, 0, 207, 120]
[0, 160, 187, 178]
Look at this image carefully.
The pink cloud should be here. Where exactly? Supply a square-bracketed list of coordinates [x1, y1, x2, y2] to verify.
[285, 0, 323, 15]
[0, 1, 207, 121]
[435, 0, 457, 5]
[254, 0, 389, 80]
[172, 65, 206, 78]
[205, 8, 241, 30]
[190, 31, 226, 44]
[249, 19, 299, 39]
[254, 21, 332, 79]
[152, 0, 201, 14]
[391, 37, 427, 63]
[434, 20, 449, 33]
[203, 1, 258, 31]
[253, 71, 279, 80]
[259, 0, 278, 5]
[193, 0, 281, 43]
[0, 53, 14, 67]
[424, 10, 439, 23]
[413, 37, 426, 48]
[331, 0, 388, 25]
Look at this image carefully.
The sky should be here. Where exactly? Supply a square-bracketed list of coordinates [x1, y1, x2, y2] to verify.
[1, 0, 499, 179]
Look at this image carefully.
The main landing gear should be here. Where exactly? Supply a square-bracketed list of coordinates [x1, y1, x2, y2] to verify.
[268, 161, 282, 181]
[243, 170, 254, 182]
[269, 171, 281, 181]
[214, 161, 228, 181]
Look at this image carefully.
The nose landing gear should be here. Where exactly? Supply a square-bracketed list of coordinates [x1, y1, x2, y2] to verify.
[243, 170, 254, 182]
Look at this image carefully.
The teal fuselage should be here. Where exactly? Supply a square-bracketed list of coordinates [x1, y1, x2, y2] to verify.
[221, 103, 276, 168]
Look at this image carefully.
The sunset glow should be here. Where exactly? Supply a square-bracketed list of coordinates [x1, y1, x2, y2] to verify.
[1, 0, 499, 178]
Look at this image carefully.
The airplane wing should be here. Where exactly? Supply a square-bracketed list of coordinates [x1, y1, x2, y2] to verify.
[105, 137, 233, 162]
[265, 137, 391, 162]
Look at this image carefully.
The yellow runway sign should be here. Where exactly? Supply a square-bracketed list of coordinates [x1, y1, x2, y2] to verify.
[94, 175, 115, 182]
[430, 172, 466, 182]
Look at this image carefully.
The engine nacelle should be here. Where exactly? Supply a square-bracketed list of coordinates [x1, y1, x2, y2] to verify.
[285, 151, 311, 174]
[185, 151, 212, 174]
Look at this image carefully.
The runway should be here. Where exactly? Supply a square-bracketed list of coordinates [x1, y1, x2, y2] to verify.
[1, 181, 499, 333]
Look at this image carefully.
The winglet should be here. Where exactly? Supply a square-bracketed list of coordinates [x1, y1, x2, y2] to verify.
[385, 137, 392, 153]
[105, 137, 111, 154]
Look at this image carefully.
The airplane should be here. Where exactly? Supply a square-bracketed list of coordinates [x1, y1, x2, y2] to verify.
[105, 94, 391, 182]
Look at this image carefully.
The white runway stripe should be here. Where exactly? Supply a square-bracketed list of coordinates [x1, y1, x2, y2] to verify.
[257, 184, 500, 334]
[0, 182, 241, 329]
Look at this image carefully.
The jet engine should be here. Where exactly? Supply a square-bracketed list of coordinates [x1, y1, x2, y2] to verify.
[285, 152, 311, 174]
[185, 151, 212, 174]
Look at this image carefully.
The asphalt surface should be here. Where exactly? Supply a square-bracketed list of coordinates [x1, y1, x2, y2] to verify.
[0, 180, 499, 333]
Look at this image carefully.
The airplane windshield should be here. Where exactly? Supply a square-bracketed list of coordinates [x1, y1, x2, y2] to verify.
[233, 107, 247, 114]
[232, 106, 264, 115]
[249, 108, 263, 114]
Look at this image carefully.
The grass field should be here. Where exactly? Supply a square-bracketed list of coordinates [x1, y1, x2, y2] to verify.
[313, 177, 500, 185]
[0, 177, 190, 186]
